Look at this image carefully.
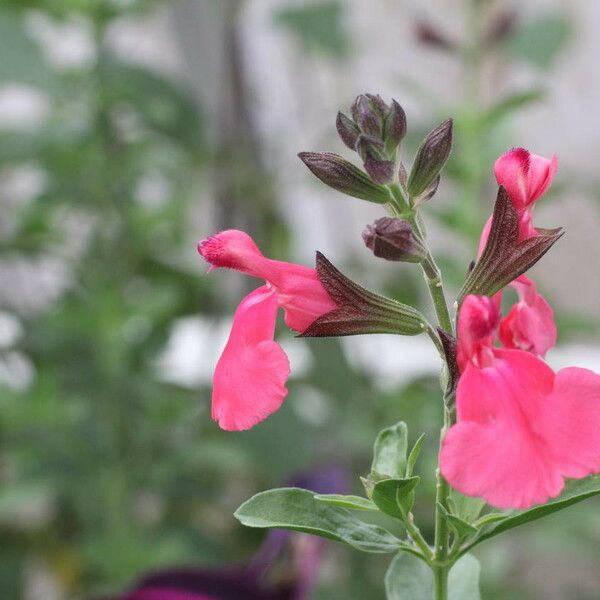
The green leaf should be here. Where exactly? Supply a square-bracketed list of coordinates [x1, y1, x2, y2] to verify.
[467, 475, 600, 550]
[372, 421, 408, 479]
[448, 489, 486, 523]
[314, 493, 377, 511]
[103, 60, 205, 154]
[438, 503, 477, 540]
[385, 552, 481, 599]
[449, 554, 482, 600]
[509, 13, 570, 69]
[372, 477, 420, 519]
[273, 1, 350, 59]
[405, 433, 426, 477]
[384, 551, 431, 600]
[235, 487, 403, 553]
[473, 512, 507, 528]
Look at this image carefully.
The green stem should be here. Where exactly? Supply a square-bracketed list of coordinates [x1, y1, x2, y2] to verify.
[434, 564, 449, 600]
[405, 512, 433, 561]
[411, 222, 454, 597]
[387, 181, 456, 599]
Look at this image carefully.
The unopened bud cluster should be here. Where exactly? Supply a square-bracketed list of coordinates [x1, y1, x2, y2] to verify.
[336, 94, 407, 185]
[300, 92, 453, 212]
[362, 217, 425, 263]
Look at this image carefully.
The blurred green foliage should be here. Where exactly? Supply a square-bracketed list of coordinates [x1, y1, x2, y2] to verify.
[509, 13, 571, 69]
[273, 1, 350, 59]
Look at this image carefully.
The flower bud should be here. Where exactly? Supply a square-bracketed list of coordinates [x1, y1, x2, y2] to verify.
[362, 217, 425, 263]
[407, 118, 453, 198]
[298, 151, 391, 203]
[355, 135, 394, 184]
[382, 99, 407, 154]
[336, 111, 360, 150]
[351, 94, 389, 137]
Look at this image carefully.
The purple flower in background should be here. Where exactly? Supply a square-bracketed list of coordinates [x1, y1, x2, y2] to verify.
[96, 467, 347, 600]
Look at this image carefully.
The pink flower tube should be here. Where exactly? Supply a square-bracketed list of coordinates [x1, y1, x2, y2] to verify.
[441, 295, 600, 510]
[198, 230, 336, 431]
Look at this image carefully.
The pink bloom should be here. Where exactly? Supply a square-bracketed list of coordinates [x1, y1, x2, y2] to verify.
[499, 275, 556, 357]
[198, 230, 336, 431]
[494, 147, 558, 212]
[478, 148, 558, 256]
[473, 149, 559, 359]
[441, 295, 600, 509]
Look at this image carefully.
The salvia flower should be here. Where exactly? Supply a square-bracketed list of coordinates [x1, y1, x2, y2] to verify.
[494, 147, 558, 212]
[198, 230, 336, 431]
[469, 150, 559, 359]
[478, 148, 558, 254]
[441, 294, 600, 510]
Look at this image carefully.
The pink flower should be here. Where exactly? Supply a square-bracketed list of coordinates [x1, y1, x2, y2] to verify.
[472, 149, 559, 359]
[499, 275, 556, 357]
[441, 295, 600, 509]
[478, 148, 558, 256]
[494, 147, 558, 212]
[198, 230, 336, 431]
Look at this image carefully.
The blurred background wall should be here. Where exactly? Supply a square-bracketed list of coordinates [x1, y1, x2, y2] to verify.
[1, 1, 600, 599]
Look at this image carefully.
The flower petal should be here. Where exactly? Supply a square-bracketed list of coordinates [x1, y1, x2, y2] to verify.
[441, 349, 564, 509]
[198, 230, 279, 282]
[456, 295, 500, 371]
[542, 367, 600, 479]
[212, 286, 290, 431]
[528, 153, 558, 204]
[270, 262, 337, 332]
[494, 148, 557, 210]
[494, 148, 531, 210]
[499, 276, 556, 356]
